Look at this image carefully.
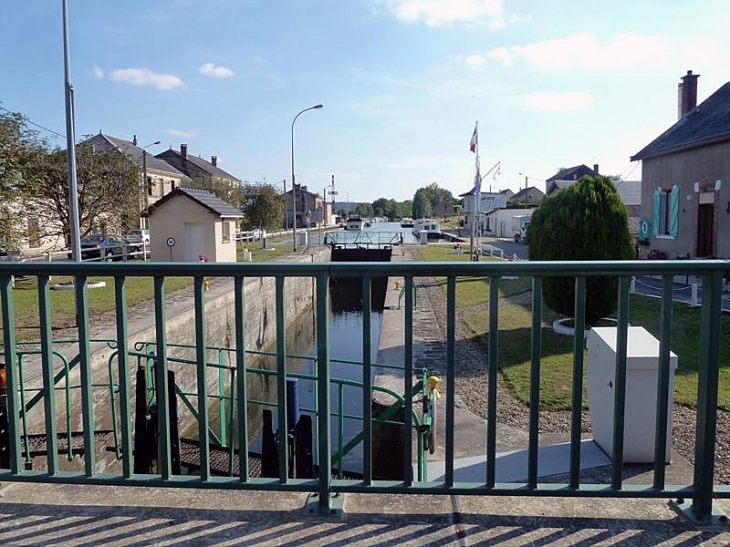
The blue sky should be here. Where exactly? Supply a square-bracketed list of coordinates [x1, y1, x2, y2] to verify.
[3, 1, 730, 202]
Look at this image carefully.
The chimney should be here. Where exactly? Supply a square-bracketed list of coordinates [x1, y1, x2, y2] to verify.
[679, 70, 700, 119]
[180, 144, 188, 159]
[593, 163, 599, 175]
[132, 134, 138, 146]
[211, 155, 217, 167]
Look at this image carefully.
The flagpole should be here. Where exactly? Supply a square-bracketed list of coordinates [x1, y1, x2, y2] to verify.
[472, 121, 482, 262]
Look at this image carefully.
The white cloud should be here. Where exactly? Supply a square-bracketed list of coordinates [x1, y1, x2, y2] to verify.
[524, 92, 594, 112]
[464, 54, 487, 70]
[200, 62, 235, 78]
[377, 0, 503, 27]
[487, 46, 512, 67]
[162, 128, 197, 138]
[491, 33, 672, 70]
[249, 55, 264, 64]
[110, 68, 184, 90]
[92, 66, 104, 79]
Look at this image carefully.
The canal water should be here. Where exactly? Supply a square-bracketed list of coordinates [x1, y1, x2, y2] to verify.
[250, 221, 416, 472]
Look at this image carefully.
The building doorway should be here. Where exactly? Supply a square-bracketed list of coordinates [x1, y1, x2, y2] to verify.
[696, 203, 714, 257]
[185, 223, 205, 261]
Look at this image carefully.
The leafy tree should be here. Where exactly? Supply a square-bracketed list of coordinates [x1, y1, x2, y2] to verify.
[372, 197, 392, 217]
[28, 143, 140, 244]
[0, 109, 47, 248]
[527, 175, 633, 325]
[240, 182, 283, 232]
[412, 183, 454, 218]
[354, 203, 374, 216]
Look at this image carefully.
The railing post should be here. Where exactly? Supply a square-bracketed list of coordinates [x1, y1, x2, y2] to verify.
[154, 276, 172, 479]
[0, 276, 21, 473]
[680, 270, 725, 524]
[75, 276, 96, 476]
[315, 273, 332, 514]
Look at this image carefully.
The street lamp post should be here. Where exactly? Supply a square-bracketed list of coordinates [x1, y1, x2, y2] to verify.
[141, 141, 161, 229]
[291, 104, 323, 251]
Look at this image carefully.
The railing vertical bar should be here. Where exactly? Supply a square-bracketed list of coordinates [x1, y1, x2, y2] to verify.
[316, 273, 331, 514]
[338, 382, 344, 480]
[38, 276, 58, 474]
[194, 276, 210, 481]
[362, 277, 372, 484]
[0, 276, 22, 473]
[275, 276, 288, 482]
[653, 275, 673, 490]
[154, 276, 172, 479]
[527, 276, 543, 489]
[569, 276, 586, 488]
[218, 350, 226, 447]
[114, 275, 133, 478]
[692, 270, 722, 519]
[486, 276, 499, 488]
[17, 359, 30, 466]
[404, 276, 414, 485]
[75, 275, 95, 476]
[234, 275, 249, 482]
[611, 276, 630, 490]
[445, 276, 456, 487]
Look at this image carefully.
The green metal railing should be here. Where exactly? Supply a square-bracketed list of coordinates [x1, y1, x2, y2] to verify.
[0, 259, 728, 522]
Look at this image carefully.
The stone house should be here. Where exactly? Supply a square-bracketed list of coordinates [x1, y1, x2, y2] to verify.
[632, 70, 730, 258]
[509, 186, 545, 206]
[545, 164, 599, 196]
[147, 187, 243, 262]
[84, 133, 191, 224]
[283, 184, 331, 228]
[156, 144, 240, 187]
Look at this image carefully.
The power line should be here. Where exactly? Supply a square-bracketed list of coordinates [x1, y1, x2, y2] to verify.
[0, 105, 66, 139]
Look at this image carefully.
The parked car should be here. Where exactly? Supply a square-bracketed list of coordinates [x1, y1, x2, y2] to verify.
[67, 235, 128, 261]
[125, 229, 150, 247]
[0, 249, 27, 262]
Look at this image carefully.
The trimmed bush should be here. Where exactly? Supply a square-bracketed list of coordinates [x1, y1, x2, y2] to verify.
[527, 175, 633, 325]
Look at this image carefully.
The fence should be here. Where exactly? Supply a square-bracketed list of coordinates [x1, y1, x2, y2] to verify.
[0, 259, 728, 522]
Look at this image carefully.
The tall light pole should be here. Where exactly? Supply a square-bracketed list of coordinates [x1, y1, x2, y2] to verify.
[291, 104, 323, 251]
[141, 140, 161, 228]
[62, 0, 81, 261]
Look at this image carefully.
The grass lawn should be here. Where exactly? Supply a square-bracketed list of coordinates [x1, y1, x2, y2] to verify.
[464, 294, 730, 411]
[236, 241, 295, 262]
[415, 245, 532, 307]
[3, 275, 193, 341]
[416, 245, 730, 411]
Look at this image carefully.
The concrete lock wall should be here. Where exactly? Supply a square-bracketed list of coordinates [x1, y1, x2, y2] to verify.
[19, 247, 330, 470]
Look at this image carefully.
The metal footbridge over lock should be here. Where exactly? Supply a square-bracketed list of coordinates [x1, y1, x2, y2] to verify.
[0, 259, 729, 525]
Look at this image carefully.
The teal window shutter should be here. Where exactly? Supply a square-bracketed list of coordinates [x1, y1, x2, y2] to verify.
[652, 189, 661, 236]
[669, 185, 679, 237]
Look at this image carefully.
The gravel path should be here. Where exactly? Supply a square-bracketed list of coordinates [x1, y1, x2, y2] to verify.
[408, 247, 730, 484]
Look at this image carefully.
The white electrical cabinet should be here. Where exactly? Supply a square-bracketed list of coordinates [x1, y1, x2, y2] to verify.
[587, 326, 677, 463]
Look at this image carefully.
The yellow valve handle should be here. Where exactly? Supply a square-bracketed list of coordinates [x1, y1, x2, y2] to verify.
[427, 375, 441, 400]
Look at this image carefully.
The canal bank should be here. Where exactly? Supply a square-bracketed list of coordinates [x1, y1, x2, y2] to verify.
[14, 246, 331, 472]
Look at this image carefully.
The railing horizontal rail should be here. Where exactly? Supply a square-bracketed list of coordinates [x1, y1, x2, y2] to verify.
[2, 259, 729, 278]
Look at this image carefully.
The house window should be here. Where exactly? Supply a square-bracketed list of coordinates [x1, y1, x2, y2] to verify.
[222, 220, 231, 243]
[147, 176, 153, 196]
[652, 185, 679, 238]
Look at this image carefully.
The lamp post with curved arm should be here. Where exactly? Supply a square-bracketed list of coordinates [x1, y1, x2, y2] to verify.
[291, 104, 323, 251]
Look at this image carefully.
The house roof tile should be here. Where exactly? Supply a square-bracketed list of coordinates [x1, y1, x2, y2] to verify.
[631, 82, 730, 160]
[148, 187, 243, 218]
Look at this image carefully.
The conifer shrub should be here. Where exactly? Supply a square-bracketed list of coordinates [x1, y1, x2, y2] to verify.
[527, 175, 633, 325]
